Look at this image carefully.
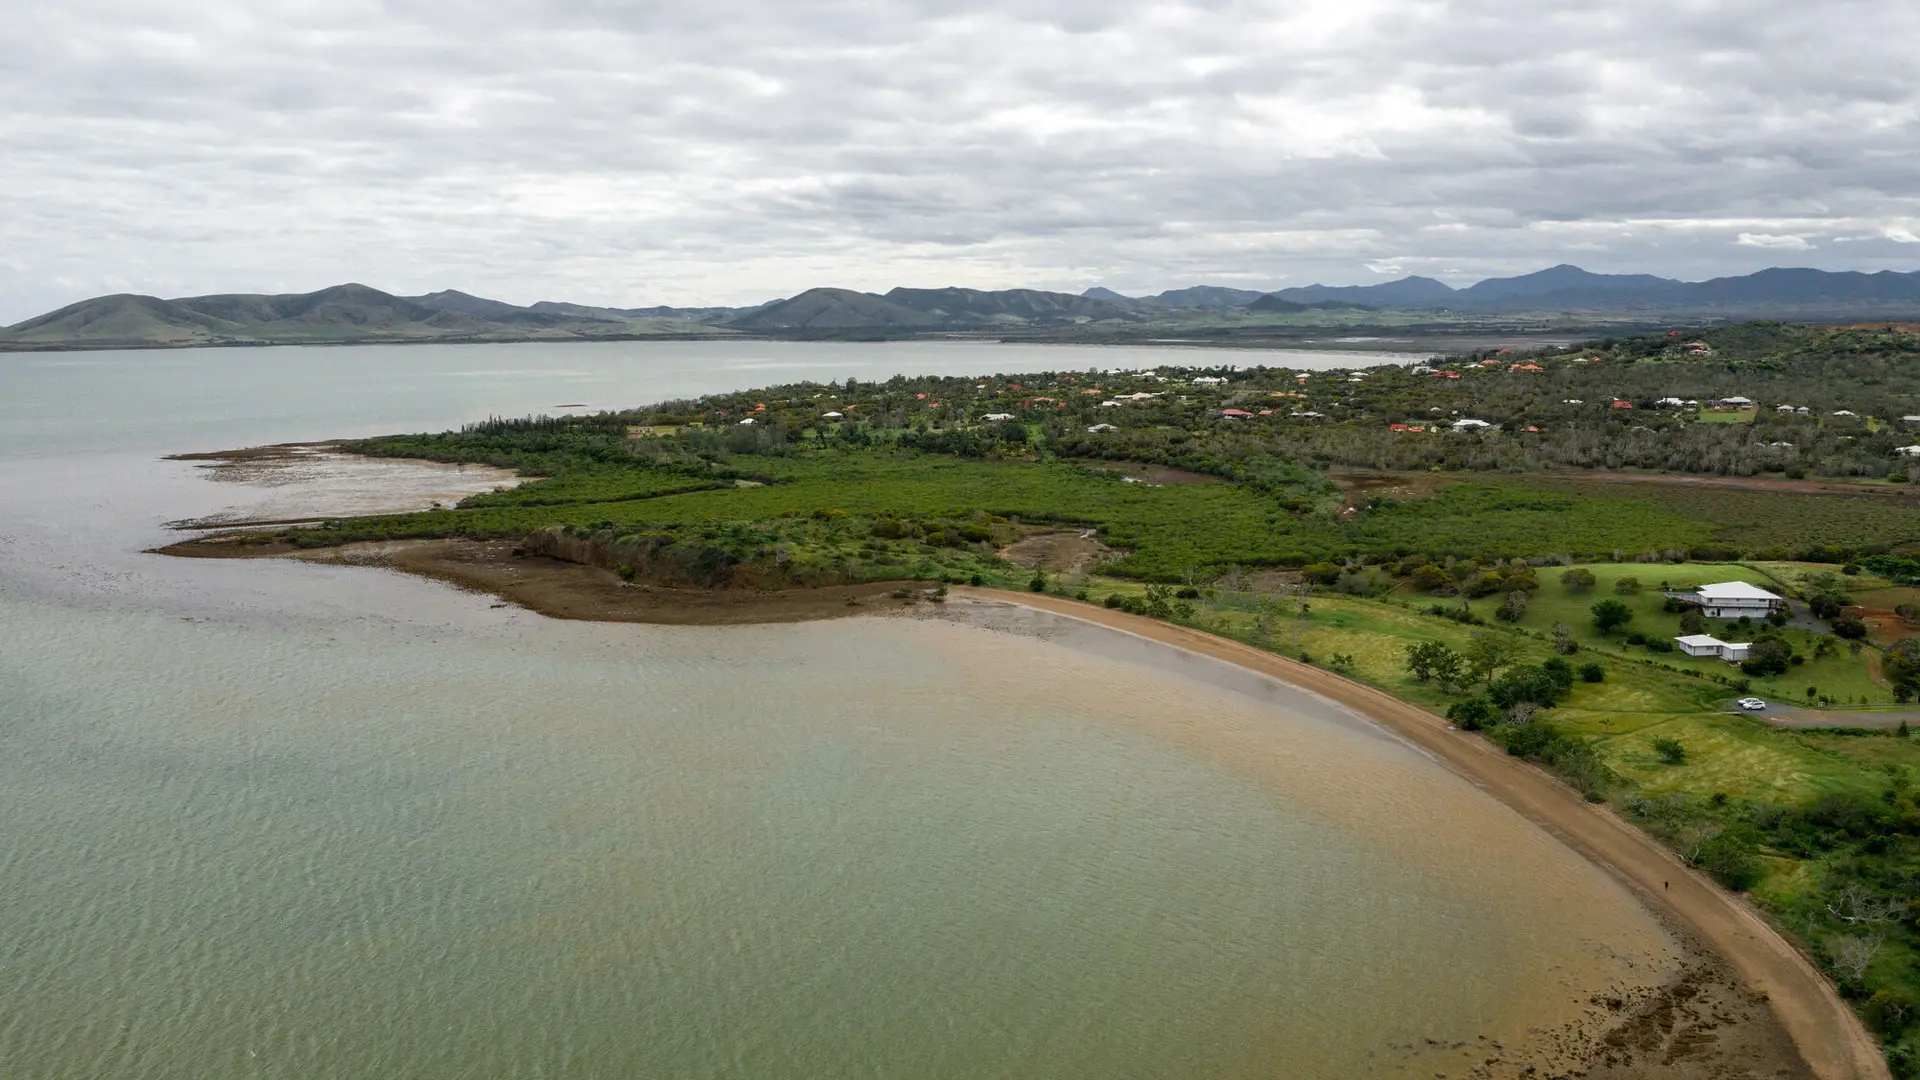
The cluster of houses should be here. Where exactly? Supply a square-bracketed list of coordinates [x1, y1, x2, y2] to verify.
[1668, 582, 1787, 662]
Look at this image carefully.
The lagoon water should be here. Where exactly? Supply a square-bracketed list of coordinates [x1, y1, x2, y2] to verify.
[0, 341, 1673, 1079]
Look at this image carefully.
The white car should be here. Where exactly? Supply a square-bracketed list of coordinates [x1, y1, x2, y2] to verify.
[1736, 697, 1768, 711]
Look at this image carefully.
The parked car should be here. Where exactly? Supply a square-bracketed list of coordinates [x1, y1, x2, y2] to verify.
[1736, 697, 1768, 711]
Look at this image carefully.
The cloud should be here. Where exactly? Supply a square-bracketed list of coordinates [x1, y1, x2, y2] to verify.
[1737, 233, 1817, 251]
[2, 0, 1918, 320]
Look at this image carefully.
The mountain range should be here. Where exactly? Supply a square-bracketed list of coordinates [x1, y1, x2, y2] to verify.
[5, 265, 1920, 350]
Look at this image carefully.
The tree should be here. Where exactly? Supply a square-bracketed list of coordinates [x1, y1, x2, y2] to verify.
[1591, 598, 1634, 635]
[1490, 665, 1567, 711]
[1409, 564, 1453, 593]
[1887, 637, 1920, 694]
[1550, 622, 1579, 654]
[1465, 630, 1520, 685]
[1678, 607, 1705, 635]
[1560, 567, 1597, 593]
[1578, 662, 1606, 683]
[1741, 635, 1793, 677]
[1831, 612, 1867, 640]
[1652, 737, 1687, 765]
[1613, 575, 1642, 595]
[1446, 697, 1497, 731]
[1495, 590, 1530, 623]
[1404, 640, 1464, 686]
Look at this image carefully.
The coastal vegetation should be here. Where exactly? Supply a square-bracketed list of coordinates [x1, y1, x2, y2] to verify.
[197, 321, 1920, 1073]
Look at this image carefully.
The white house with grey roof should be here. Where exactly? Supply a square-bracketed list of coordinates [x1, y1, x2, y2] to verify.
[1675, 634, 1752, 661]
[1682, 581, 1786, 619]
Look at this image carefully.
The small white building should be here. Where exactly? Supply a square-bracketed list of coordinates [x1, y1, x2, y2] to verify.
[738, 418, 757, 425]
[1675, 635, 1753, 662]
[1656, 397, 1687, 407]
[1776, 404, 1797, 413]
[1191, 376, 1226, 386]
[1718, 396, 1755, 407]
[821, 411, 843, 419]
[1692, 581, 1785, 619]
[1451, 418, 1493, 432]
[1087, 423, 1117, 433]
[1833, 410, 1856, 417]
[1895, 445, 1920, 458]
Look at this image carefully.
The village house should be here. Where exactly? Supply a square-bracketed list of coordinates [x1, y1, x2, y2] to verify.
[1675, 634, 1752, 662]
[1086, 423, 1117, 433]
[1675, 581, 1786, 619]
[1895, 445, 1920, 458]
[1451, 418, 1493, 432]
[982, 413, 1015, 421]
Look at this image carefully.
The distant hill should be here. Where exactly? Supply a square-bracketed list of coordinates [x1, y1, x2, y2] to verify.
[727, 288, 938, 331]
[1244, 294, 1373, 313]
[728, 286, 1139, 331]
[1455, 265, 1678, 303]
[405, 289, 542, 320]
[12, 263, 1920, 351]
[0, 284, 724, 350]
[884, 286, 1134, 323]
[1257, 266, 1920, 313]
[1272, 276, 1456, 306]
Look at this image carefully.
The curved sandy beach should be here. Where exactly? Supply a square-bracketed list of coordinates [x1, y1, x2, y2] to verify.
[156, 521, 1889, 1080]
[954, 587, 1889, 1080]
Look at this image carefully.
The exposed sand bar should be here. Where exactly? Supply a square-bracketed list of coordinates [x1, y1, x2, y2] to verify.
[950, 587, 1889, 1080]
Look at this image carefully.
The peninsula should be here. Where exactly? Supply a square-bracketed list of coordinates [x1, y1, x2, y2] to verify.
[165, 321, 1920, 1078]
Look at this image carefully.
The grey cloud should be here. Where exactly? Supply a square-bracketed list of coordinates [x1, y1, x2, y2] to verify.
[3, 0, 1919, 320]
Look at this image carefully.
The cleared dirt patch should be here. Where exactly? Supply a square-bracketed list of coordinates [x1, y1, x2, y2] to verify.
[995, 530, 1117, 575]
[1326, 467, 1461, 509]
[1074, 460, 1221, 485]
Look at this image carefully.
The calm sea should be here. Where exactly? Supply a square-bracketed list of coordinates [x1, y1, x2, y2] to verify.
[0, 340, 1672, 1080]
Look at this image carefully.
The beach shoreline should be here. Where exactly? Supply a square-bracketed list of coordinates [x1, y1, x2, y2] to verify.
[149, 533, 1886, 1079]
[945, 588, 1886, 1080]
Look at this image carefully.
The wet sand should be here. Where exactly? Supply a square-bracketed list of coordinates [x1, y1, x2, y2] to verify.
[153, 533, 1883, 1078]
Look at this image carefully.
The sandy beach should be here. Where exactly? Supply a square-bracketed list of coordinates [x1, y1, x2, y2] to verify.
[152, 532, 1888, 1080]
[947, 588, 1888, 1080]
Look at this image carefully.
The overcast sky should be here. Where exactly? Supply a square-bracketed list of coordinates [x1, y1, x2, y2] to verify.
[5, 0, 1919, 321]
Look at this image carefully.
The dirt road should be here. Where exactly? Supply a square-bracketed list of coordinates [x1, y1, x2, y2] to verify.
[956, 587, 1890, 1080]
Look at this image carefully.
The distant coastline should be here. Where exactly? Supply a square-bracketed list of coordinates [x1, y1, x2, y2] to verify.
[9, 264, 1920, 353]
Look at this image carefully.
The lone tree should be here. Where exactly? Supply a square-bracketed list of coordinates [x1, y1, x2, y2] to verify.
[1591, 598, 1635, 635]
[1405, 640, 1465, 686]
[1496, 590, 1530, 623]
[1465, 629, 1521, 686]
[1653, 737, 1687, 765]
[1560, 568, 1597, 593]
